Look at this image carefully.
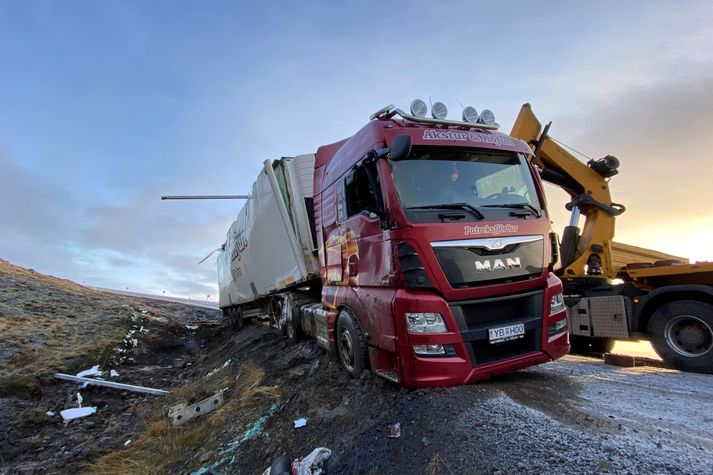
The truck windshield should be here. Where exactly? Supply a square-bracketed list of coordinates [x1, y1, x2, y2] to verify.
[389, 147, 540, 220]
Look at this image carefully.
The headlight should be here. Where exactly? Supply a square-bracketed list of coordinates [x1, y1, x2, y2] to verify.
[405, 312, 447, 333]
[550, 293, 566, 315]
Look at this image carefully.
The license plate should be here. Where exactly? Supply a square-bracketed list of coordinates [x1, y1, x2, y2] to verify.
[488, 323, 525, 343]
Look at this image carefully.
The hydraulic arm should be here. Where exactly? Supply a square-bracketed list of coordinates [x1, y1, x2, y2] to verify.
[511, 104, 625, 279]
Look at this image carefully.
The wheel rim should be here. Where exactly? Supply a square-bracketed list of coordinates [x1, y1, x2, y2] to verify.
[664, 314, 713, 358]
[338, 325, 354, 372]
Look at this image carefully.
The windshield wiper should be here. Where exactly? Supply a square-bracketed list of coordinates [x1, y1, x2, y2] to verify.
[481, 203, 542, 218]
[407, 202, 485, 219]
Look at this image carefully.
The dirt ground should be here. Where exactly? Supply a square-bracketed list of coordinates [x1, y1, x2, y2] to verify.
[1, 259, 712, 474]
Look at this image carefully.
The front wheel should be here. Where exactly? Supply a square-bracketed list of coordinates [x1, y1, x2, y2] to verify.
[648, 300, 713, 374]
[336, 310, 369, 378]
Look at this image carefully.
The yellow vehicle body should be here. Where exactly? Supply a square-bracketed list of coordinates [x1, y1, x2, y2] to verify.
[510, 104, 713, 373]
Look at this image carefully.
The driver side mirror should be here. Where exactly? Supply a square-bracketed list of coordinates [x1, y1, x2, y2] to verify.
[389, 134, 412, 161]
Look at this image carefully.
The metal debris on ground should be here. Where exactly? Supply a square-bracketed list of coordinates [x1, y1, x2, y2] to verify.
[293, 447, 332, 475]
[55, 373, 169, 395]
[294, 417, 308, 428]
[60, 407, 97, 422]
[387, 422, 401, 438]
[168, 390, 225, 427]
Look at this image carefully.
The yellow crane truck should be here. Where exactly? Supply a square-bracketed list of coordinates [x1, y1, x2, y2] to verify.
[511, 104, 713, 373]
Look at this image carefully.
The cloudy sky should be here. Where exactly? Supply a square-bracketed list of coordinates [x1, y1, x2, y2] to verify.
[1, 0, 712, 298]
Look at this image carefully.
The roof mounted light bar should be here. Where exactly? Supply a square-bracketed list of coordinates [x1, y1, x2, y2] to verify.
[370, 104, 499, 130]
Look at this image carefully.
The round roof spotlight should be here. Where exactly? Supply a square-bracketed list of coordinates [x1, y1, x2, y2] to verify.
[479, 109, 496, 125]
[462, 106, 479, 123]
[410, 99, 428, 118]
[431, 101, 448, 120]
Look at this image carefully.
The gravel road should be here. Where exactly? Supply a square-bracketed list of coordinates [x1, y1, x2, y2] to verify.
[321, 355, 713, 474]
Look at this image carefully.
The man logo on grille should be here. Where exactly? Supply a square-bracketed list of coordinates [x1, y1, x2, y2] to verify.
[474, 257, 521, 272]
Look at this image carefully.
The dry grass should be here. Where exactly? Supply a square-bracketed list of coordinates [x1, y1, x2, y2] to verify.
[0, 259, 131, 380]
[91, 362, 281, 474]
[427, 453, 443, 475]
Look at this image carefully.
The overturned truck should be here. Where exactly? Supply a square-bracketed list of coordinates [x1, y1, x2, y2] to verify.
[218, 101, 570, 388]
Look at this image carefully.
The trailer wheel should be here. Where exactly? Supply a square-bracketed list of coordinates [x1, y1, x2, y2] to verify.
[648, 300, 713, 374]
[570, 336, 615, 354]
[336, 310, 369, 378]
[228, 306, 244, 330]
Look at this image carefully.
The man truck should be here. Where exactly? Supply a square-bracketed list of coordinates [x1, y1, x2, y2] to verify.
[510, 104, 713, 374]
[216, 101, 570, 388]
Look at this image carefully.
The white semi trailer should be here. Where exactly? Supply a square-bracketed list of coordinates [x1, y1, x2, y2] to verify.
[217, 155, 321, 324]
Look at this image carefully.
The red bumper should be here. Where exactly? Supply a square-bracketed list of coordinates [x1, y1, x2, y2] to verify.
[391, 274, 570, 388]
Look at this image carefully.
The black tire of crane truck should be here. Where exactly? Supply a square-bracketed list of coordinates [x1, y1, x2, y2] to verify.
[570, 335, 616, 354]
[336, 309, 369, 378]
[648, 300, 713, 374]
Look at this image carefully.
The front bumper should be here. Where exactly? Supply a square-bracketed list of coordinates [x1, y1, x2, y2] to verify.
[393, 274, 569, 388]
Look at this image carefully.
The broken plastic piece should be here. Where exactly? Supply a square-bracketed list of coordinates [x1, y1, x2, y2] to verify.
[387, 422, 401, 438]
[124, 439, 132, 447]
[60, 407, 96, 421]
[46, 411, 55, 416]
[76, 365, 102, 378]
[294, 418, 307, 428]
[55, 373, 169, 395]
[293, 447, 331, 475]
[109, 369, 120, 378]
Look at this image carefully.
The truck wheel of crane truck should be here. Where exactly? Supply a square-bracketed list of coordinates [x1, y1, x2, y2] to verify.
[569, 336, 615, 354]
[648, 300, 713, 374]
[336, 309, 369, 378]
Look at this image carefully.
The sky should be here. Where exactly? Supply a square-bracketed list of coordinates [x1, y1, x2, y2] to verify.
[1, 0, 712, 299]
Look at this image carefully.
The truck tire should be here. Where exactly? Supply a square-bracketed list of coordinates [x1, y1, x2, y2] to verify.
[648, 300, 713, 374]
[570, 336, 616, 354]
[225, 306, 243, 330]
[336, 309, 369, 378]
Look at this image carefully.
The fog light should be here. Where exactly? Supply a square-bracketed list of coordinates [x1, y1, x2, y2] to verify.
[548, 319, 568, 336]
[413, 344, 446, 355]
[550, 293, 565, 315]
[406, 312, 447, 333]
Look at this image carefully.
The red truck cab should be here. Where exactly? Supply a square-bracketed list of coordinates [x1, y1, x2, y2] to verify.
[311, 104, 569, 388]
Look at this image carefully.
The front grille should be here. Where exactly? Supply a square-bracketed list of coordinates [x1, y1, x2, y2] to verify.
[432, 236, 544, 288]
[450, 289, 543, 366]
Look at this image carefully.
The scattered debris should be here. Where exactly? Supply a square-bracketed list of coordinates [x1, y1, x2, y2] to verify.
[60, 407, 97, 422]
[55, 373, 169, 396]
[46, 411, 55, 417]
[293, 447, 332, 475]
[186, 324, 200, 330]
[206, 359, 231, 378]
[192, 402, 281, 475]
[76, 365, 102, 378]
[387, 422, 401, 438]
[124, 439, 132, 447]
[77, 392, 83, 407]
[168, 390, 225, 427]
[109, 369, 120, 378]
[294, 417, 308, 428]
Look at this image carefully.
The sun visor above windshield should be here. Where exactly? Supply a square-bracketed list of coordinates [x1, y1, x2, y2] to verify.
[385, 127, 533, 156]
